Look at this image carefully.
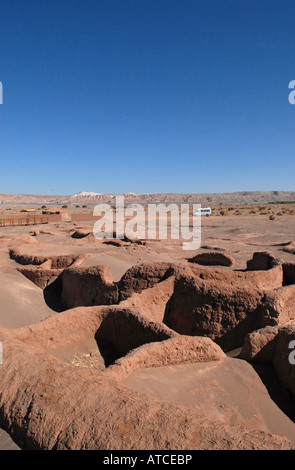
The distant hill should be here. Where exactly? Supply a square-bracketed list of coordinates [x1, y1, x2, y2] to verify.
[71, 191, 103, 198]
[0, 190, 294, 206]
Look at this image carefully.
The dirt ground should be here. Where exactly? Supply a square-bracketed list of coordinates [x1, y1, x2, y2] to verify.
[0, 208, 295, 449]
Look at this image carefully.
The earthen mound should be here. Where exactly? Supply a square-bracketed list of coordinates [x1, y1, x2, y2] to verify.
[241, 322, 295, 398]
[188, 251, 235, 267]
[30, 230, 54, 236]
[247, 251, 281, 271]
[103, 240, 128, 247]
[71, 229, 91, 239]
[2, 238, 295, 449]
[240, 325, 279, 362]
[61, 265, 118, 309]
[9, 248, 77, 269]
[163, 274, 263, 351]
[118, 262, 176, 301]
[201, 245, 226, 251]
[17, 259, 63, 289]
[283, 262, 295, 285]
[189, 251, 283, 291]
[283, 241, 295, 255]
[0, 307, 293, 450]
[55, 255, 294, 351]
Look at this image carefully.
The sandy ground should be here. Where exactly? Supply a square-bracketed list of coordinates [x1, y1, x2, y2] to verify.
[0, 270, 55, 328]
[0, 429, 20, 450]
[125, 357, 295, 445]
[0, 211, 295, 449]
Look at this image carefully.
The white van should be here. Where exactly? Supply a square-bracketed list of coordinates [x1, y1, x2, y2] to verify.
[193, 207, 212, 217]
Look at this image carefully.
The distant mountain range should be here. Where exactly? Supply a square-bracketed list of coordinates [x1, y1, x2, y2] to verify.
[0, 190, 294, 206]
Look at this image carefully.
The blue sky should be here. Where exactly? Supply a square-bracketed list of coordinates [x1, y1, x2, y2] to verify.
[0, 0, 294, 195]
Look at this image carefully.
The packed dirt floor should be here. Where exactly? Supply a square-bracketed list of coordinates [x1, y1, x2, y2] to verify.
[1, 212, 295, 450]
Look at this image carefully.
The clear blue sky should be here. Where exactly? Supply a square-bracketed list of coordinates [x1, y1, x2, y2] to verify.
[0, 0, 294, 195]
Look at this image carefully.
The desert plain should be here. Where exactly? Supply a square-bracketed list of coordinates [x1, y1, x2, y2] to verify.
[1, 197, 295, 450]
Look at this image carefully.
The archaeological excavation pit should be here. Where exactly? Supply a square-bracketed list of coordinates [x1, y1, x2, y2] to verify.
[7, 305, 174, 372]
[93, 308, 172, 367]
[1, 222, 295, 451]
[11, 248, 295, 354]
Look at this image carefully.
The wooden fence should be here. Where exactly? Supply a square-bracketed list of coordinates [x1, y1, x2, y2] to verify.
[0, 215, 49, 227]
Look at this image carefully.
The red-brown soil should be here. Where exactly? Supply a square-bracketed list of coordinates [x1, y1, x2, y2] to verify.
[0, 212, 295, 450]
